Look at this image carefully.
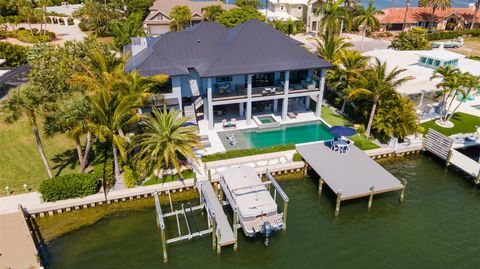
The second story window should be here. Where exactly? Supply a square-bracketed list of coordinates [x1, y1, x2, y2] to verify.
[250, 73, 275, 87]
[297, 6, 302, 11]
[280, 5, 284, 11]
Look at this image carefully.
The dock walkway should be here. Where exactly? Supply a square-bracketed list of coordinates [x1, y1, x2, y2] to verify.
[196, 180, 236, 246]
[0, 211, 41, 268]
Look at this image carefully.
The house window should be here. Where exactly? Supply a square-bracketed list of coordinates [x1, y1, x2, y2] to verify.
[216, 76, 232, 83]
[434, 60, 441, 67]
[312, 21, 317, 31]
[250, 73, 275, 87]
[279, 70, 308, 84]
[297, 6, 302, 10]
[427, 58, 434, 65]
[420, 57, 427, 64]
[280, 5, 284, 11]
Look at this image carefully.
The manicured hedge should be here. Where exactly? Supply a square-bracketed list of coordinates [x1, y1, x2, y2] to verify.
[123, 165, 140, 188]
[293, 152, 303, 162]
[201, 144, 295, 162]
[427, 29, 480, 41]
[39, 173, 100, 202]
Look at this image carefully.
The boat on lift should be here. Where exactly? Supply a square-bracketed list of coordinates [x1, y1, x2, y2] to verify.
[220, 166, 286, 245]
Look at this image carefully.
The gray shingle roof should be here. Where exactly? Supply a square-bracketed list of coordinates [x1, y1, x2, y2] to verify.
[128, 19, 333, 77]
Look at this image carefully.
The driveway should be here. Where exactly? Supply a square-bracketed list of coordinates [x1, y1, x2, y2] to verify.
[291, 32, 391, 53]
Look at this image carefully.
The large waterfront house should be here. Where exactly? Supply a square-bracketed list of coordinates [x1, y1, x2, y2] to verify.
[261, 0, 323, 33]
[143, 0, 236, 35]
[364, 47, 480, 119]
[376, 5, 480, 31]
[126, 19, 332, 130]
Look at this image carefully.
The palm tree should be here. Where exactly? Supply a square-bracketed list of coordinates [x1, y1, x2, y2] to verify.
[271, 19, 305, 36]
[354, 0, 383, 51]
[133, 108, 202, 178]
[347, 58, 413, 137]
[317, 0, 346, 37]
[430, 66, 461, 123]
[315, 33, 353, 64]
[418, 0, 451, 29]
[328, 50, 369, 112]
[2, 84, 53, 178]
[202, 5, 225, 21]
[170, 5, 192, 32]
[109, 13, 146, 52]
[88, 88, 140, 185]
[471, 0, 480, 30]
[373, 96, 419, 142]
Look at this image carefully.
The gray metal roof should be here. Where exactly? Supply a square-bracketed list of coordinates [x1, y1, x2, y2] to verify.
[128, 19, 333, 77]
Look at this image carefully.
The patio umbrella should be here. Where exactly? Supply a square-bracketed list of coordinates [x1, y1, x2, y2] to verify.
[328, 126, 356, 137]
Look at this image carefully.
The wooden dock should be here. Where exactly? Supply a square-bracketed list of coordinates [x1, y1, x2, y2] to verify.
[197, 181, 236, 247]
[0, 210, 41, 268]
[297, 142, 405, 216]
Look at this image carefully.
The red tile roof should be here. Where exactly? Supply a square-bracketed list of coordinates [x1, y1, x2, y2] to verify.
[376, 7, 480, 24]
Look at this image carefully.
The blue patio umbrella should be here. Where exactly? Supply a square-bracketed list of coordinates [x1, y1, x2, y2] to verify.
[328, 126, 356, 137]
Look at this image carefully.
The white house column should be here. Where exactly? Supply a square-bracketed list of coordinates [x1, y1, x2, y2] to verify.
[273, 99, 278, 113]
[282, 71, 290, 121]
[418, 92, 425, 108]
[315, 68, 326, 118]
[207, 78, 214, 130]
[239, 102, 244, 116]
[246, 75, 252, 126]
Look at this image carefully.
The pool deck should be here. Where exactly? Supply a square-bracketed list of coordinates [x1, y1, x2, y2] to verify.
[297, 142, 405, 201]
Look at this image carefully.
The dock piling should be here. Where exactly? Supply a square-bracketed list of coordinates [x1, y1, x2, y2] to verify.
[283, 201, 288, 231]
[400, 179, 407, 203]
[211, 215, 216, 250]
[318, 179, 324, 196]
[233, 210, 238, 251]
[216, 233, 221, 255]
[335, 190, 342, 217]
[368, 186, 375, 210]
[161, 227, 168, 263]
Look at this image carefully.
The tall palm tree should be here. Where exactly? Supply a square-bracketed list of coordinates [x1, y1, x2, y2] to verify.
[471, 0, 480, 30]
[430, 66, 461, 122]
[418, 0, 451, 29]
[317, 0, 346, 37]
[202, 5, 225, 21]
[315, 33, 353, 65]
[88, 88, 140, 185]
[2, 84, 53, 178]
[348, 58, 412, 137]
[133, 108, 202, 178]
[443, 73, 480, 123]
[169, 5, 192, 32]
[354, 0, 383, 51]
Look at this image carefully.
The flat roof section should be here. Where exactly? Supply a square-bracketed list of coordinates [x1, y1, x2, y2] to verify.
[297, 142, 404, 201]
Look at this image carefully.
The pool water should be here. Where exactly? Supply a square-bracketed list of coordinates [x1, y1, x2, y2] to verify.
[258, 116, 276, 124]
[472, 105, 480, 110]
[245, 121, 334, 148]
[43, 156, 480, 269]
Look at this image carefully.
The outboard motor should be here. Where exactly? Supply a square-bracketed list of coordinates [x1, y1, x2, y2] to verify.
[262, 221, 273, 246]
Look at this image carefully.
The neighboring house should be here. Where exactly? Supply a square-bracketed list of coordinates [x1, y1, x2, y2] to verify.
[363, 47, 480, 111]
[126, 19, 332, 130]
[376, 5, 480, 31]
[264, 0, 323, 33]
[143, 0, 236, 35]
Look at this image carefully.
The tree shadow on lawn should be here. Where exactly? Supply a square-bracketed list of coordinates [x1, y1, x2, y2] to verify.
[51, 149, 79, 177]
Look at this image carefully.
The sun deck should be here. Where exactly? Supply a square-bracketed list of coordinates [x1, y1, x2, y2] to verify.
[297, 142, 405, 209]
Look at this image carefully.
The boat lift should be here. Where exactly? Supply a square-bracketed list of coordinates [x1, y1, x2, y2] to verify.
[153, 169, 289, 262]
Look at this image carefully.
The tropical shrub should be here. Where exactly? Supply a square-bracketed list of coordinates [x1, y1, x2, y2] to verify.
[142, 169, 195, 186]
[426, 29, 480, 41]
[293, 152, 303, 162]
[39, 173, 100, 202]
[123, 165, 141, 188]
[94, 159, 114, 186]
[0, 42, 28, 66]
[389, 31, 430, 50]
[6, 29, 56, 43]
[217, 6, 265, 28]
[201, 144, 295, 162]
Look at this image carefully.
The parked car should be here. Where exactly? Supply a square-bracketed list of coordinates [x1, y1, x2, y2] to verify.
[432, 37, 464, 48]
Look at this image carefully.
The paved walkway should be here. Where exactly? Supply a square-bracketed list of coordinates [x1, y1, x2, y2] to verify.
[0, 212, 41, 268]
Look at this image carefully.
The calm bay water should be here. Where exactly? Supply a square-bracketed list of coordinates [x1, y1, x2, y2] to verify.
[44, 155, 480, 269]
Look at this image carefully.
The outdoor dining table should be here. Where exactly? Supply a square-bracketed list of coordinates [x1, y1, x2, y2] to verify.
[333, 140, 349, 153]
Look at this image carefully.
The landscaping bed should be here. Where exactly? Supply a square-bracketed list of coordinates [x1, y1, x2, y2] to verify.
[142, 169, 195, 186]
[5, 29, 56, 43]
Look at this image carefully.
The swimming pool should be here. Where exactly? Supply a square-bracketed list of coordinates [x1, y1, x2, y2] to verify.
[473, 105, 480, 110]
[220, 121, 334, 150]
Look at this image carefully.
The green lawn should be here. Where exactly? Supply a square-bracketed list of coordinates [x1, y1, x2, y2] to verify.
[420, 112, 480, 136]
[321, 106, 380, 150]
[0, 116, 78, 195]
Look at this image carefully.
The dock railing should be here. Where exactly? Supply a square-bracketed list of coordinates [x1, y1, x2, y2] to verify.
[265, 170, 290, 230]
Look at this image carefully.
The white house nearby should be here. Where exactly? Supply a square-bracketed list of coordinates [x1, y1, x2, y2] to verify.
[264, 0, 323, 33]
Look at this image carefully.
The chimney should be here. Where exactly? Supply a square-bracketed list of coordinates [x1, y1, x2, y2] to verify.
[130, 37, 148, 56]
